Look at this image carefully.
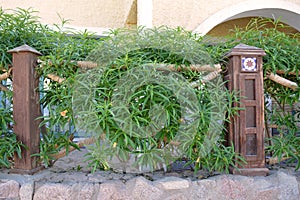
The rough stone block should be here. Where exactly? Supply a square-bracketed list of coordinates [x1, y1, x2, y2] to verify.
[71, 183, 99, 200]
[0, 179, 20, 199]
[164, 193, 188, 200]
[276, 171, 300, 200]
[126, 177, 163, 200]
[154, 176, 190, 190]
[33, 183, 72, 200]
[20, 181, 34, 200]
[98, 180, 129, 200]
[190, 179, 216, 199]
[217, 175, 252, 199]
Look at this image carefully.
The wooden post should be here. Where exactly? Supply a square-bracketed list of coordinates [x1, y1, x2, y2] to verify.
[8, 45, 42, 174]
[224, 44, 269, 176]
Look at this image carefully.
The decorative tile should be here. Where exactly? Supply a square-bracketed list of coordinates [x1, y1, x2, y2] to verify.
[242, 57, 257, 72]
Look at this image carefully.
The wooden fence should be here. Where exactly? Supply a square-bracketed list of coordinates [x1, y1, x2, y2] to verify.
[4, 44, 298, 175]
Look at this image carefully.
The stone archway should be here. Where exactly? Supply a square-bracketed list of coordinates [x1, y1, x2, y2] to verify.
[194, 0, 300, 35]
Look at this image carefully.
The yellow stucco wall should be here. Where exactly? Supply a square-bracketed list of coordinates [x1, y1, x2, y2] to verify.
[152, 0, 246, 30]
[0, 0, 136, 29]
[152, 0, 300, 30]
[1, 0, 300, 36]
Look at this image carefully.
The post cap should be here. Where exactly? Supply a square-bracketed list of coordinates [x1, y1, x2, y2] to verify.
[8, 44, 42, 56]
[225, 43, 266, 57]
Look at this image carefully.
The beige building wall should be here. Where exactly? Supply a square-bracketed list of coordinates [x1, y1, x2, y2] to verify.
[152, 0, 300, 35]
[152, 0, 246, 29]
[1, 0, 300, 36]
[0, 0, 137, 34]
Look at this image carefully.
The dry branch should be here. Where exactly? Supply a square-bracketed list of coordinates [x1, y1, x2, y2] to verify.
[0, 68, 12, 81]
[276, 70, 300, 76]
[75, 60, 222, 72]
[40, 61, 222, 85]
[38, 58, 222, 72]
[190, 68, 222, 88]
[156, 63, 221, 72]
[51, 137, 96, 160]
[202, 68, 222, 82]
[77, 61, 98, 69]
[37, 59, 50, 67]
[266, 156, 290, 165]
[267, 72, 298, 90]
[47, 73, 65, 83]
[38, 59, 98, 69]
[191, 64, 222, 72]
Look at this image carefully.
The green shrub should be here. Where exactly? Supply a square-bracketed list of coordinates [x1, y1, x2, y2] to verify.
[74, 27, 243, 173]
[0, 133, 25, 168]
[2, 9, 298, 173]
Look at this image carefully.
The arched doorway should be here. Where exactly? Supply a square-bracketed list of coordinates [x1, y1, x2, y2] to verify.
[194, 0, 300, 36]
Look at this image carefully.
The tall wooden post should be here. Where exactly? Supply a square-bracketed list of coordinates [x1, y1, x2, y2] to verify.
[8, 45, 42, 174]
[224, 44, 269, 176]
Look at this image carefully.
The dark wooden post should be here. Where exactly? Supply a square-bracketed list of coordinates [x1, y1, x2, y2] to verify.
[8, 44, 42, 174]
[224, 44, 269, 176]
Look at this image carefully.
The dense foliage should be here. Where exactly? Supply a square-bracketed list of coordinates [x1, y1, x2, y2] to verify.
[0, 8, 98, 167]
[0, 9, 299, 172]
[74, 27, 242, 173]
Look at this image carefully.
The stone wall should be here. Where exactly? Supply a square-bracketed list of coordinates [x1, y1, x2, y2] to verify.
[1, 170, 299, 200]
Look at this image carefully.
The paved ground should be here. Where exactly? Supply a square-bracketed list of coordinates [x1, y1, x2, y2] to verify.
[0, 148, 218, 184]
[0, 147, 299, 184]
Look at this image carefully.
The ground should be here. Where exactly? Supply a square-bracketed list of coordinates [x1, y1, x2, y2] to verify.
[1, 147, 299, 184]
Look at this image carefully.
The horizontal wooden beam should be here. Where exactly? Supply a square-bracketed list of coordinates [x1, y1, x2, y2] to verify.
[190, 68, 222, 87]
[40, 60, 222, 83]
[267, 72, 298, 90]
[76, 61, 98, 69]
[77, 61, 222, 73]
[38, 59, 221, 72]
[276, 70, 300, 76]
[155, 63, 221, 72]
[39, 60, 300, 91]
[46, 73, 65, 83]
[266, 156, 290, 165]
